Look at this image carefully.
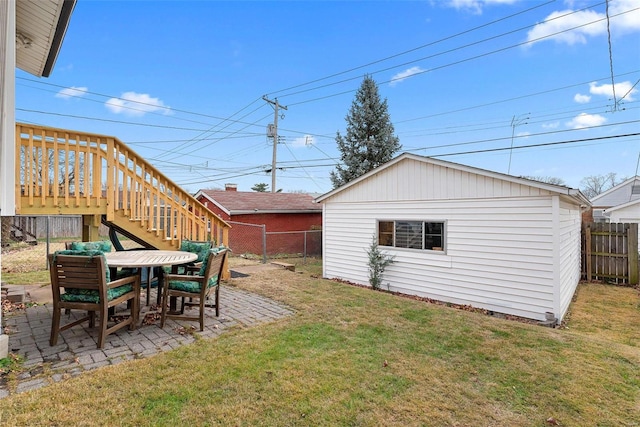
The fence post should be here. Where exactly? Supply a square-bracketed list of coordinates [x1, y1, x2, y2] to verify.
[303, 230, 307, 264]
[262, 224, 267, 264]
[45, 216, 50, 269]
[585, 223, 592, 282]
[628, 223, 638, 285]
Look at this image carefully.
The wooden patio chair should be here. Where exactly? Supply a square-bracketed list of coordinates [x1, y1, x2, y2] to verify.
[170, 239, 213, 275]
[48, 251, 140, 349]
[160, 249, 227, 331]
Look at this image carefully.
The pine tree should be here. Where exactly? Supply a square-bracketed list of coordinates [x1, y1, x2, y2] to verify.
[251, 183, 269, 192]
[330, 75, 401, 188]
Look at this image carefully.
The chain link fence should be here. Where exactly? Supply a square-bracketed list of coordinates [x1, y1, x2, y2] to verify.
[1, 216, 140, 276]
[1, 216, 323, 278]
[227, 221, 322, 263]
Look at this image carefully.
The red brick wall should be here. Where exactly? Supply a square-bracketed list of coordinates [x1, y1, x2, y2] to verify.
[229, 212, 322, 256]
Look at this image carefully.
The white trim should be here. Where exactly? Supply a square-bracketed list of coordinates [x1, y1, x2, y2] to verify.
[194, 190, 231, 216]
[0, 0, 16, 217]
[551, 195, 561, 318]
[604, 197, 640, 213]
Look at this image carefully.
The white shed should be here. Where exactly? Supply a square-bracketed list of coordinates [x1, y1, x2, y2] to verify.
[316, 153, 590, 322]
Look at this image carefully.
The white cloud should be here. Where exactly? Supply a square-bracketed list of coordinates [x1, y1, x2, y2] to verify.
[291, 135, 315, 148]
[565, 112, 607, 129]
[589, 80, 637, 101]
[574, 93, 591, 103]
[389, 66, 425, 87]
[542, 121, 560, 129]
[525, 0, 640, 46]
[55, 86, 88, 99]
[526, 9, 605, 46]
[105, 92, 171, 117]
[444, 0, 518, 14]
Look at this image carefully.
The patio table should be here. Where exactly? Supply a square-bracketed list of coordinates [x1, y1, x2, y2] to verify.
[104, 250, 198, 324]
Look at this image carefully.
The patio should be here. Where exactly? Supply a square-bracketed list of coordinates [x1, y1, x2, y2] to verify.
[0, 264, 294, 398]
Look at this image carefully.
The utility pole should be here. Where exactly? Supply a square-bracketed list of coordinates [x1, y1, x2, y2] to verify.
[263, 96, 288, 193]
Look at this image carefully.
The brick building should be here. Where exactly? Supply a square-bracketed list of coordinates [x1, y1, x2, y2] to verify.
[194, 185, 322, 256]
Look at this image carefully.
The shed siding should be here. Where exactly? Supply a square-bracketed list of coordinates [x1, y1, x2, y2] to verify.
[557, 198, 582, 319]
[323, 196, 557, 320]
[326, 159, 552, 204]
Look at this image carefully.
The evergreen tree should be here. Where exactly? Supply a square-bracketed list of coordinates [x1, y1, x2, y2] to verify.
[330, 75, 401, 188]
[251, 183, 269, 192]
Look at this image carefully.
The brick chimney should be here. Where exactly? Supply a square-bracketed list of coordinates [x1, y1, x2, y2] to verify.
[225, 183, 237, 191]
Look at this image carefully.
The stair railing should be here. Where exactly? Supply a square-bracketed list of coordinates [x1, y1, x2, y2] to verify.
[16, 123, 229, 247]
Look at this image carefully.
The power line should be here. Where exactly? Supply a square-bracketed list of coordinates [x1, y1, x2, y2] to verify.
[284, 5, 638, 107]
[430, 133, 639, 158]
[267, 0, 557, 97]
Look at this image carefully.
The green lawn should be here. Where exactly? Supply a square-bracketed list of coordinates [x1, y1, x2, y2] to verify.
[0, 259, 638, 426]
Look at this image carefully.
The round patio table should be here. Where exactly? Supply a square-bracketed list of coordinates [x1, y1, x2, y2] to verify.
[104, 250, 198, 324]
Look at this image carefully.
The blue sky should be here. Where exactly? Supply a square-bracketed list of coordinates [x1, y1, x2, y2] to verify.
[16, 0, 640, 194]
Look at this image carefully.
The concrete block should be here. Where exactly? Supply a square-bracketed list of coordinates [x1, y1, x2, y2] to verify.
[0, 334, 8, 359]
[271, 261, 295, 272]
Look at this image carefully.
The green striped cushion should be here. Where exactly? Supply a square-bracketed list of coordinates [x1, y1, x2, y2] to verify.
[61, 283, 134, 303]
[69, 241, 112, 252]
[168, 275, 219, 293]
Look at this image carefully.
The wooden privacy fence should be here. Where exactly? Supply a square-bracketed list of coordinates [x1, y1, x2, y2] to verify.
[582, 222, 639, 285]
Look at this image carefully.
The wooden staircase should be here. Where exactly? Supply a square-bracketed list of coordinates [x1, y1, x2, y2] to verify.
[15, 123, 230, 252]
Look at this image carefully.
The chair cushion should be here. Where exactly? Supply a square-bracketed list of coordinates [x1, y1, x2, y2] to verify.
[116, 268, 137, 279]
[61, 283, 134, 303]
[168, 275, 219, 293]
[197, 246, 227, 277]
[180, 240, 212, 263]
[69, 241, 112, 252]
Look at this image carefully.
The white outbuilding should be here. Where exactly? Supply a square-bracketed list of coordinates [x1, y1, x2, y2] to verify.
[316, 153, 590, 323]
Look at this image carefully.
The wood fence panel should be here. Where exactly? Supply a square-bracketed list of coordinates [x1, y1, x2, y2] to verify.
[582, 222, 639, 285]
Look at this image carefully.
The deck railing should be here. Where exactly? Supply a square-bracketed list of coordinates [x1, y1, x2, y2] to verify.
[16, 123, 229, 248]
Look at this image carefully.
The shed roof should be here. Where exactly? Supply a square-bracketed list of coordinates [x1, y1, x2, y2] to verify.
[315, 153, 590, 207]
[195, 190, 322, 215]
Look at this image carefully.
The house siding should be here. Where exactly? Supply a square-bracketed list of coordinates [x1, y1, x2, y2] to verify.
[607, 202, 640, 243]
[323, 196, 557, 320]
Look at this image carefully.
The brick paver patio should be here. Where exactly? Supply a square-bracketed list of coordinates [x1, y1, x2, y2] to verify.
[1, 284, 294, 398]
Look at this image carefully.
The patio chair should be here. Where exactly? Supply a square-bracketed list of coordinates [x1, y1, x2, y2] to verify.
[48, 250, 140, 349]
[170, 239, 213, 275]
[160, 249, 227, 331]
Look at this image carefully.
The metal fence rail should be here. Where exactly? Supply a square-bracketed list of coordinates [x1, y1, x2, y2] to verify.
[227, 221, 321, 263]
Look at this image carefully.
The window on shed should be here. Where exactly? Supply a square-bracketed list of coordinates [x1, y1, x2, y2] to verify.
[378, 220, 445, 251]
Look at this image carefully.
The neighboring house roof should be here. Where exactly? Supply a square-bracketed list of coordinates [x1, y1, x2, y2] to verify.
[604, 197, 640, 214]
[16, 0, 76, 77]
[590, 176, 640, 207]
[315, 153, 591, 207]
[195, 190, 322, 216]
